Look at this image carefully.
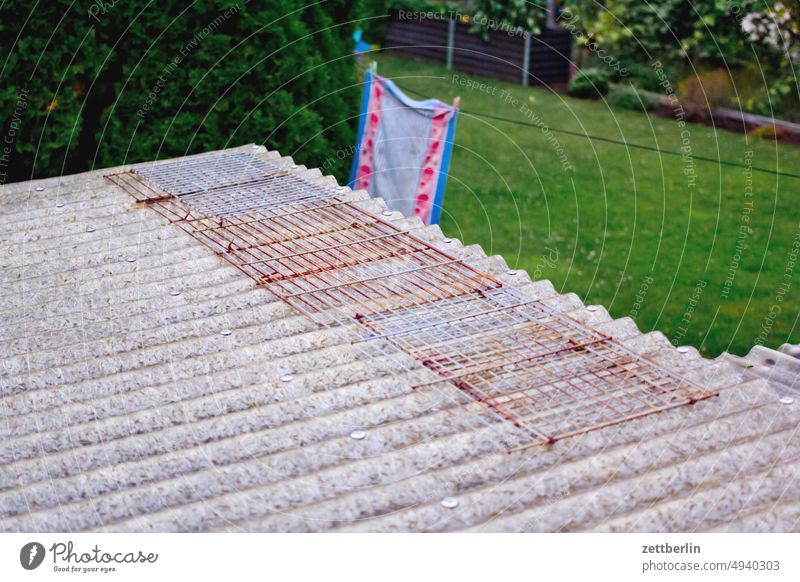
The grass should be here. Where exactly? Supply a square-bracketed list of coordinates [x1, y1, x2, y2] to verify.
[372, 54, 800, 357]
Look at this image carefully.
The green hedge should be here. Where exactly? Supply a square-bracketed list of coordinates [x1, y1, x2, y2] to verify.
[0, 1, 106, 183]
[568, 67, 610, 98]
[1, 1, 376, 184]
[607, 84, 661, 112]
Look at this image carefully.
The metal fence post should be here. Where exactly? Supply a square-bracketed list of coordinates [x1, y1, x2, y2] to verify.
[522, 32, 531, 86]
[446, 19, 455, 70]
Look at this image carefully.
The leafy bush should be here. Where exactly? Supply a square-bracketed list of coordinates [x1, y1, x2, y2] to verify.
[0, 0, 373, 184]
[559, 1, 800, 121]
[470, 0, 547, 40]
[616, 61, 678, 93]
[608, 85, 661, 112]
[587, 0, 752, 68]
[677, 69, 733, 118]
[388, 0, 447, 15]
[568, 68, 610, 98]
[388, 0, 547, 40]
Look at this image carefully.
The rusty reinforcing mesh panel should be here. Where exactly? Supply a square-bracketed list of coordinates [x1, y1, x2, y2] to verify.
[416, 339, 701, 444]
[134, 151, 280, 195]
[107, 151, 338, 213]
[106, 150, 716, 449]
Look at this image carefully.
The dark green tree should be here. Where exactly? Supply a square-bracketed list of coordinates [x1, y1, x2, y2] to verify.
[1, 1, 372, 184]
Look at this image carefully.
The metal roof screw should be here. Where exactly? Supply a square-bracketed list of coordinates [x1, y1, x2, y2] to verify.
[780, 396, 794, 405]
[507, 269, 517, 276]
[35, 186, 45, 192]
[126, 256, 136, 263]
[220, 329, 232, 336]
[349, 429, 366, 440]
[169, 290, 182, 296]
[441, 497, 459, 509]
[677, 346, 690, 353]
[586, 305, 598, 312]
[280, 373, 293, 382]
[382, 210, 393, 217]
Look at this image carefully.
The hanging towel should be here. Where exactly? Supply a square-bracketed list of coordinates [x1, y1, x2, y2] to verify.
[349, 70, 459, 225]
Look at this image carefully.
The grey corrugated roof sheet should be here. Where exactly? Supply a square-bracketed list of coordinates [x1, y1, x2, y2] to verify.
[1, 145, 798, 533]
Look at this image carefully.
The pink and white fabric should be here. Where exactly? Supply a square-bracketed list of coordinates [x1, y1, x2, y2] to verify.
[349, 71, 459, 225]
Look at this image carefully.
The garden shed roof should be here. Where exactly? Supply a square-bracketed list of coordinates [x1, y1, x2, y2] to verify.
[1, 144, 797, 532]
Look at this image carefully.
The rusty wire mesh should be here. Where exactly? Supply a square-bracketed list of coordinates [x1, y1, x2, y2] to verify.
[106, 150, 716, 449]
[134, 150, 280, 195]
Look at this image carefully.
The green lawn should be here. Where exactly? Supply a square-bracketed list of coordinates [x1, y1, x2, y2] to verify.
[373, 54, 800, 357]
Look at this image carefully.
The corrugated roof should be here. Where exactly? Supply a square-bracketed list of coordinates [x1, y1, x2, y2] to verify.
[1, 145, 798, 532]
